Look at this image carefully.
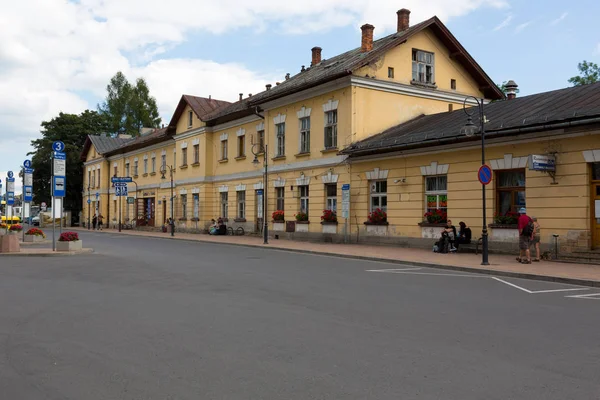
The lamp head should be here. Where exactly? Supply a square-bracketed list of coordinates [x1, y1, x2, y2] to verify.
[461, 115, 479, 137]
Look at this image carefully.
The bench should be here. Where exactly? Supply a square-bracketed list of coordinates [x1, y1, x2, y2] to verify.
[457, 237, 483, 254]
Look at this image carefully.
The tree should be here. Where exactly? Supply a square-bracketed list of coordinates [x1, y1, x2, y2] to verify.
[568, 61, 600, 86]
[98, 72, 161, 136]
[28, 110, 110, 216]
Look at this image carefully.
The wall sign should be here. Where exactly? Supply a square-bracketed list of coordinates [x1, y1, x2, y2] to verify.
[529, 154, 556, 172]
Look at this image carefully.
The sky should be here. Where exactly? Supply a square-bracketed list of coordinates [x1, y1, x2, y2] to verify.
[1, 0, 599, 195]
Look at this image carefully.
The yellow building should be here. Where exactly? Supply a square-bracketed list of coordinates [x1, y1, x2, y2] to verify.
[81, 9, 600, 253]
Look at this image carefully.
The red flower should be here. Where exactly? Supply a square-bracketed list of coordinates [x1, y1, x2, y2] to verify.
[321, 209, 337, 223]
[8, 224, 23, 232]
[368, 208, 387, 224]
[272, 210, 285, 221]
[59, 232, 79, 242]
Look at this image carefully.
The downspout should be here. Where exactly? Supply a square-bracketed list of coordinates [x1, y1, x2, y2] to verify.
[253, 107, 265, 120]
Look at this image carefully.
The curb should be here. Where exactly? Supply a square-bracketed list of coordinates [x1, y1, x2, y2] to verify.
[0, 248, 95, 257]
[77, 229, 600, 288]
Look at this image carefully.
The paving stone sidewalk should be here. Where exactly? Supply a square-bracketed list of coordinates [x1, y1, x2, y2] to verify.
[75, 227, 600, 286]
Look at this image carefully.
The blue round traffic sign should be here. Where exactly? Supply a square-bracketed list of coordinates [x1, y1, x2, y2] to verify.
[7, 171, 14, 179]
[52, 141, 65, 152]
[23, 159, 32, 168]
[478, 164, 492, 185]
[87, 199, 91, 204]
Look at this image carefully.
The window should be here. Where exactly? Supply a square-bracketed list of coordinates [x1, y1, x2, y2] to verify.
[237, 191, 246, 219]
[173, 151, 177, 169]
[125, 163, 130, 177]
[182, 148, 188, 166]
[114, 165, 117, 177]
[388, 67, 394, 78]
[496, 170, 526, 215]
[299, 185, 309, 215]
[193, 193, 199, 219]
[257, 129, 265, 152]
[237, 135, 245, 158]
[276, 187, 285, 211]
[151, 157, 156, 173]
[592, 162, 600, 181]
[96, 170, 100, 187]
[161, 154, 166, 171]
[276, 123, 285, 156]
[324, 110, 337, 149]
[181, 194, 187, 219]
[448, 104, 453, 112]
[188, 110, 193, 128]
[193, 144, 200, 164]
[325, 184, 337, 212]
[88, 171, 92, 187]
[451, 79, 456, 90]
[299, 117, 310, 153]
[221, 140, 228, 160]
[220, 192, 228, 218]
[425, 176, 447, 214]
[143, 158, 148, 174]
[133, 161, 138, 176]
[370, 180, 387, 212]
[412, 49, 434, 84]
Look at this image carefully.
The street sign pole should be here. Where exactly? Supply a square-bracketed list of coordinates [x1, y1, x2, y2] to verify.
[119, 188, 122, 232]
[51, 141, 66, 251]
[51, 154, 55, 251]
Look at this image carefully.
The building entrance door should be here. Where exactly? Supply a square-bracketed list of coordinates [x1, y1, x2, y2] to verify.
[592, 163, 600, 249]
[255, 190, 264, 233]
[162, 200, 167, 225]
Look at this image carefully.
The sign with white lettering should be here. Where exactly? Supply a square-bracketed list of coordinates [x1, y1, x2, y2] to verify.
[529, 154, 556, 172]
[341, 184, 350, 219]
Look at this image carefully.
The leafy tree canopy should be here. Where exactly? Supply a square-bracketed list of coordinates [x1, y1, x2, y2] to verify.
[98, 71, 161, 136]
[568, 60, 600, 86]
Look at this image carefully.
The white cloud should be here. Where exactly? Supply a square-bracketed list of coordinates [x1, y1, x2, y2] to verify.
[0, 0, 509, 172]
[514, 21, 533, 34]
[550, 12, 568, 26]
[494, 15, 513, 31]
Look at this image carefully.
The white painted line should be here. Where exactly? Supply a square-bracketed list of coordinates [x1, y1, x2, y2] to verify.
[492, 277, 533, 293]
[366, 267, 422, 272]
[382, 271, 488, 278]
[565, 292, 600, 300]
[529, 288, 590, 294]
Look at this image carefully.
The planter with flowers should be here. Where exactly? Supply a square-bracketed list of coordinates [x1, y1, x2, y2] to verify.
[418, 209, 448, 238]
[0, 225, 20, 253]
[56, 231, 83, 251]
[489, 211, 520, 242]
[0, 223, 7, 236]
[295, 211, 309, 233]
[272, 210, 285, 232]
[8, 224, 23, 235]
[364, 208, 388, 236]
[24, 228, 46, 243]
[321, 210, 338, 234]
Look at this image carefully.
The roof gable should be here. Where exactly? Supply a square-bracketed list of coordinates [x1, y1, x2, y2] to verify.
[81, 135, 133, 161]
[167, 95, 230, 133]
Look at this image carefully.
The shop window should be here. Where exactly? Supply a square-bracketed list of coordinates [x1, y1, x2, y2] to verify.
[276, 187, 285, 211]
[370, 180, 387, 212]
[325, 184, 337, 212]
[220, 192, 228, 219]
[425, 175, 447, 214]
[496, 169, 526, 215]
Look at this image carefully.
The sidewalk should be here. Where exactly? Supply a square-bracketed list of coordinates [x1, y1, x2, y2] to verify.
[75, 227, 600, 287]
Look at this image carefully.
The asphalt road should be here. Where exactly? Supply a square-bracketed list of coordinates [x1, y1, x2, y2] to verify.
[1, 231, 599, 399]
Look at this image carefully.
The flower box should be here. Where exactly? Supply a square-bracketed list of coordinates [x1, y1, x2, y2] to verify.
[272, 221, 285, 232]
[418, 222, 446, 239]
[56, 240, 83, 252]
[321, 222, 338, 234]
[295, 221, 309, 233]
[0, 234, 20, 253]
[488, 224, 519, 242]
[24, 235, 45, 243]
[364, 221, 389, 236]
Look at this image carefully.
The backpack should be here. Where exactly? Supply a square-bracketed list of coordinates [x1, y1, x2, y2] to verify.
[522, 218, 534, 236]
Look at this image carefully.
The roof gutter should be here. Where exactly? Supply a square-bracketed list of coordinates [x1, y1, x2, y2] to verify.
[254, 106, 264, 120]
[344, 117, 600, 158]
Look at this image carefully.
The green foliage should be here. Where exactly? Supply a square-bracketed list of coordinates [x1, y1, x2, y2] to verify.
[28, 110, 110, 214]
[568, 60, 600, 86]
[98, 71, 161, 136]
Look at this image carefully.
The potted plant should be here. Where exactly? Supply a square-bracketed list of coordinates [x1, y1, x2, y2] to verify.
[489, 211, 520, 242]
[272, 210, 285, 232]
[321, 209, 338, 234]
[0, 223, 7, 236]
[294, 211, 309, 232]
[423, 209, 447, 224]
[364, 208, 388, 236]
[24, 228, 46, 243]
[56, 231, 83, 251]
[8, 224, 23, 234]
[419, 209, 448, 239]
[492, 211, 519, 226]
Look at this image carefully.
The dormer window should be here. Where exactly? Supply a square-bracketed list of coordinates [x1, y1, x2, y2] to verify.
[412, 49, 434, 85]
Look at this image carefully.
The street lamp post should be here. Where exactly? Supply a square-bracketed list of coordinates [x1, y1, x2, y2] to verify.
[461, 97, 489, 266]
[160, 165, 175, 237]
[251, 143, 268, 244]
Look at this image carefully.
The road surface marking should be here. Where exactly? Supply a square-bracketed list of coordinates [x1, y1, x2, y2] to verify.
[492, 277, 590, 294]
[491, 277, 533, 293]
[366, 268, 422, 272]
[565, 292, 600, 300]
[377, 271, 488, 278]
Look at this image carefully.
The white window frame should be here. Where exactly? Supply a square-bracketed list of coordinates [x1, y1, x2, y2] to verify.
[181, 194, 187, 218]
[276, 123, 285, 157]
[325, 184, 337, 212]
[143, 158, 148, 174]
[237, 191, 246, 219]
[299, 117, 310, 153]
[276, 187, 285, 211]
[424, 175, 447, 213]
[133, 161, 138, 176]
[151, 157, 155, 173]
[221, 139, 228, 160]
[193, 193, 199, 218]
[369, 180, 387, 212]
[238, 135, 245, 158]
[412, 49, 435, 84]
[182, 147, 188, 166]
[257, 129, 265, 152]
[125, 163, 130, 177]
[299, 185, 309, 214]
[324, 110, 337, 149]
[220, 192, 228, 218]
[161, 154, 166, 171]
[193, 144, 200, 164]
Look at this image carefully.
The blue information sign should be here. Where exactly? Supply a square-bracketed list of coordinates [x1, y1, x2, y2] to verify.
[342, 184, 350, 190]
[52, 141, 65, 152]
[478, 165, 492, 185]
[115, 186, 128, 197]
[7, 171, 14, 179]
[87, 199, 91, 204]
[23, 159, 32, 168]
[111, 176, 133, 183]
[53, 176, 66, 197]
[256, 189, 263, 195]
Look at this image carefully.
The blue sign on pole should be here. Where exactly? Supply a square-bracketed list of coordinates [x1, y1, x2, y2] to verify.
[96, 192, 99, 199]
[52, 141, 65, 152]
[478, 165, 493, 186]
[7, 171, 14, 179]
[53, 176, 66, 197]
[115, 186, 128, 197]
[87, 199, 91, 204]
[256, 189, 263, 195]
[23, 159, 32, 168]
[111, 176, 133, 184]
[6, 176, 15, 205]
[342, 184, 350, 190]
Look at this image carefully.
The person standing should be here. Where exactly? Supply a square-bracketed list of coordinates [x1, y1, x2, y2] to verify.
[517, 207, 533, 264]
[97, 213, 104, 231]
[92, 213, 97, 230]
[531, 217, 541, 262]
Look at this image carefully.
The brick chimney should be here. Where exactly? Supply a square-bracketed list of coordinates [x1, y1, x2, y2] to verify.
[239, 93, 243, 101]
[311, 46, 322, 66]
[266, 84, 272, 91]
[505, 80, 518, 100]
[361, 24, 375, 52]
[397, 9, 410, 32]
